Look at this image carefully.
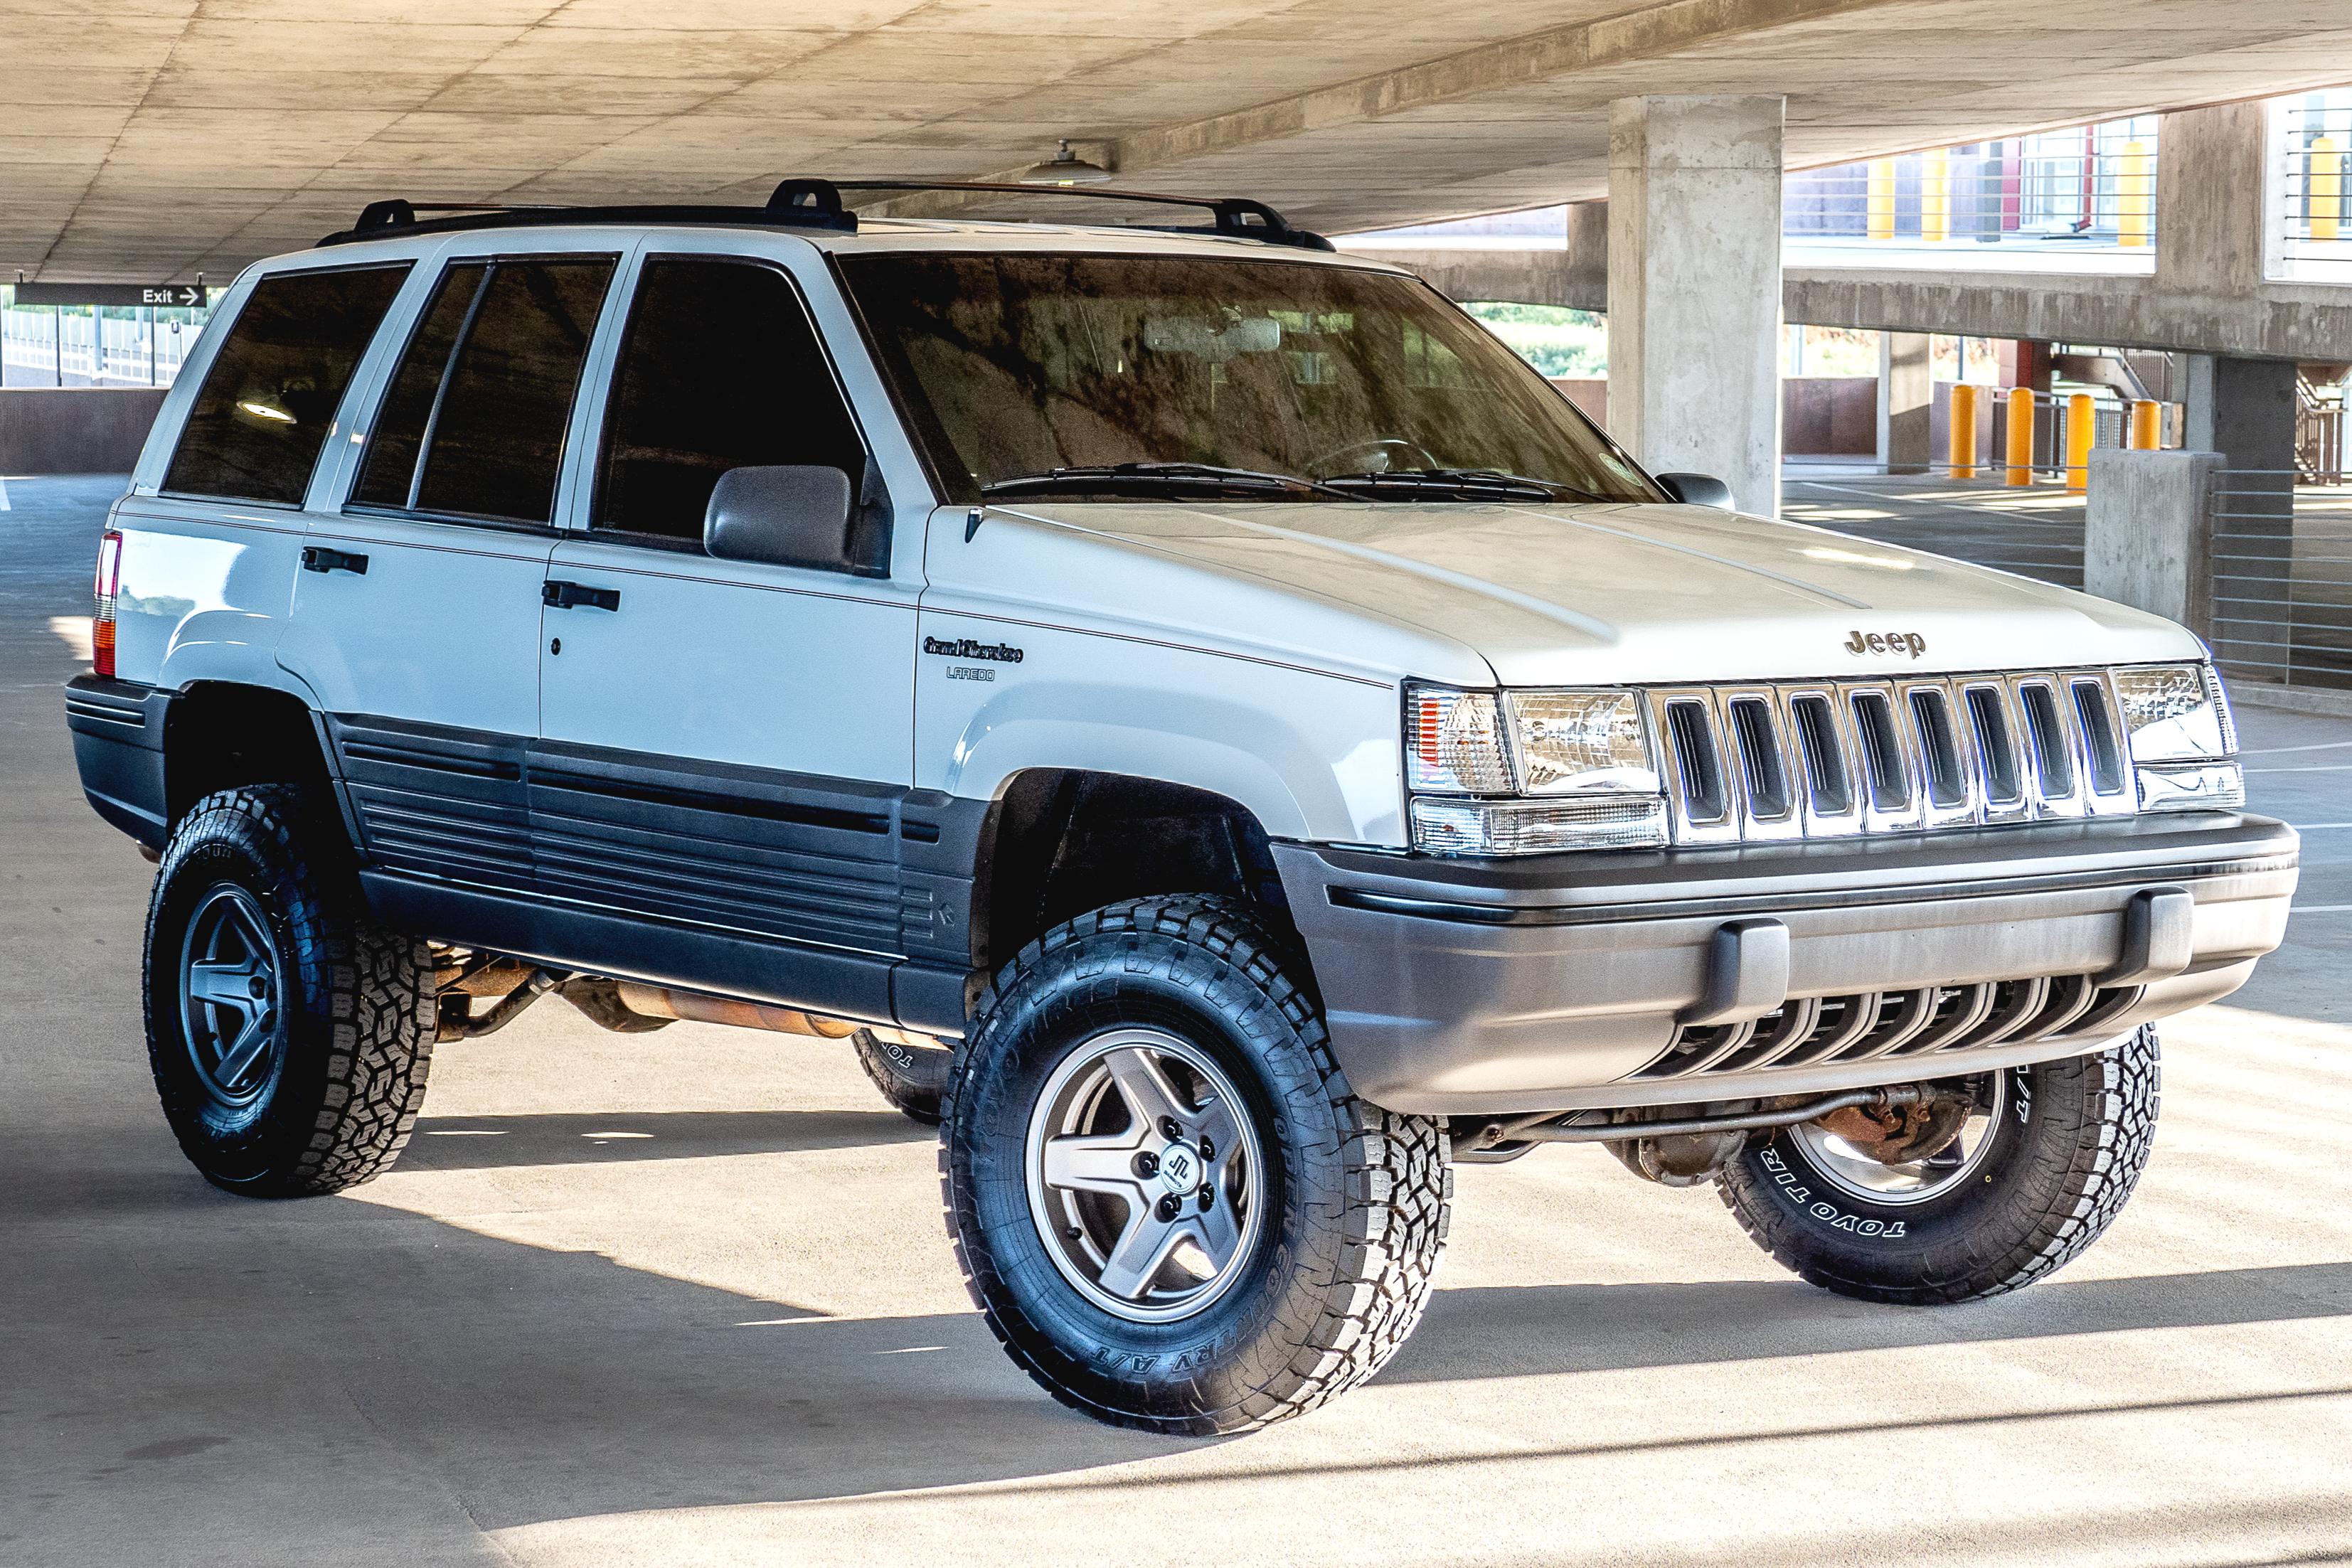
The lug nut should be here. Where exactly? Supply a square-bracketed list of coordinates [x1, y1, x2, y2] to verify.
[1160, 1116, 1183, 1141]
[1156, 1194, 1181, 1222]
[1198, 1135, 1215, 1161]
[1198, 1187, 1214, 1212]
[1134, 1151, 1159, 1178]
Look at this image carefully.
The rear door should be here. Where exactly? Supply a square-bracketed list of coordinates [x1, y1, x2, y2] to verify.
[532, 242, 923, 1020]
[280, 240, 628, 895]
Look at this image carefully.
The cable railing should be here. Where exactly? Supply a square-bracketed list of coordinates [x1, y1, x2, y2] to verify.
[0, 304, 208, 388]
[1784, 119, 2159, 262]
[2275, 92, 2352, 284]
[2210, 469, 2352, 694]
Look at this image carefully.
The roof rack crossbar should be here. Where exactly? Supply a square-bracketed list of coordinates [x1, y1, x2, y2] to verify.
[828, 179, 1334, 250]
[321, 183, 860, 247]
[321, 176, 1329, 250]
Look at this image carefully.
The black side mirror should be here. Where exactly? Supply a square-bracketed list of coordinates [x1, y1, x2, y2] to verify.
[1654, 472, 1735, 509]
[704, 466, 855, 570]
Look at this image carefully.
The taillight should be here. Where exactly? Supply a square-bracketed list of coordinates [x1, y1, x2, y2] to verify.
[92, 529, 123, 678]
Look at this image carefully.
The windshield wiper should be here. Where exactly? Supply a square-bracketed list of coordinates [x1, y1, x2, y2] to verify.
[1317, 469, 1611, 503]
[981, 462, 1353, 501]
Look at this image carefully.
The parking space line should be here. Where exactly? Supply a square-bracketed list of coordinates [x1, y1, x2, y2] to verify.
[0, 478, 11, 511]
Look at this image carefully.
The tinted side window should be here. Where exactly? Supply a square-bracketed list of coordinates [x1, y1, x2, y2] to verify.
[163, 265, 410, 505]
[352, 257, 614, 525]
[351, 262, 485, 510]
[596, 259, 866, 542]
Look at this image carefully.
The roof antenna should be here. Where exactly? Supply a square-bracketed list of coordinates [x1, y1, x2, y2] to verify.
[1016, 140, 1113, 187]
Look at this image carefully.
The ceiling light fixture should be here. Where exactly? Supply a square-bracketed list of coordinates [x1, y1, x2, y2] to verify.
[1017, 139, 1113, 187]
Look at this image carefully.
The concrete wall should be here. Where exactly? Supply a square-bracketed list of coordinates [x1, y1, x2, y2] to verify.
[1555, 375, 1873, 456]
[0, 388, 166, 474]
[1548, 378, 1608, 425]
[1782, 377, 1875, 456]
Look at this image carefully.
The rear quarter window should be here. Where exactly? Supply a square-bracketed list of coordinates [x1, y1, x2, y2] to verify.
[163, 264, 411, 506]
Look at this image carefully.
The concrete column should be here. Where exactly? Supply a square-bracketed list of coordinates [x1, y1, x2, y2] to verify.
[1878, 331, 1932, 474]
[1606, 94, 1784, 515]
[2084, 449, 2220, 639]
[1565, 201, 1609, 314]
[2183, 354, 2300, 681]
[2156, 102, 2269, 296]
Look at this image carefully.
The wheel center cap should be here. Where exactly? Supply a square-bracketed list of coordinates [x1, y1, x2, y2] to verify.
[1156, 1142, 1198, 1193]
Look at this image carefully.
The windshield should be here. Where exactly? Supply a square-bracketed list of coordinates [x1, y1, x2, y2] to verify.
[839, 252, 1661, 505]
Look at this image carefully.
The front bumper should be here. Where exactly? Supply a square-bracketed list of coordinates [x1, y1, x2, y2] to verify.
[1272, 813, 2299, 1116]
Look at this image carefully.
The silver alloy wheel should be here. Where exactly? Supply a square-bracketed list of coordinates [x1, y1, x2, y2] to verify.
[179, 883, 283, 1108]
[1789, 1074, 2009, 1207]
[1023, 1028, 1265, 1323]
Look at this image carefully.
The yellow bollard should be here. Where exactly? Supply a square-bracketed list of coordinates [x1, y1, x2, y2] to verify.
[2314, 136, 2341, 243]
[2128, 399, 2162, 450]
[2006, 386, 2036, 485]
[1920, 148, 1949, 244]
[1867, 158, 1897, 241]
[2117, 139, 2154, 248]
[1948, 383, 1979, 480]
[2065, 391, 2096, 492]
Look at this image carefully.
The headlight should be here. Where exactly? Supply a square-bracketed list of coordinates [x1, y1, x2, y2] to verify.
[1405, 683, 1666, 853]
[2112, 663, 2243, 811]
[1506, 689, 1660, 794]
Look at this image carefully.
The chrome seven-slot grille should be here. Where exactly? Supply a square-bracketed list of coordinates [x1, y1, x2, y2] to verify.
[1644, 668, 2137, 846]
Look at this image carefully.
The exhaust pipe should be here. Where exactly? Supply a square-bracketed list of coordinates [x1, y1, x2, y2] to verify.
[612, 983, 941, 1050]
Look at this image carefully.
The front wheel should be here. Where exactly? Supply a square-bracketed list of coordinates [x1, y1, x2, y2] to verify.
[942, 895, 1451, 1434]
[1716, 1026, 2160, 1303]
[851, 1029, 951, 1125]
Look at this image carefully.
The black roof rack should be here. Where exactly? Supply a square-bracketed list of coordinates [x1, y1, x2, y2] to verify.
[827, 180, 1335, 251]
[316, 181, 858, 247]
[317, 177, 1333, 252]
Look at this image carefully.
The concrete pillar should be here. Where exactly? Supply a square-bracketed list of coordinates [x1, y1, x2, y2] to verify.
[1878, 331, 1932, 474]
[2183, 354, 2300, 681]
[2156, 102, 2269, 296]
[1606, 94, 1784, 515]
[1565, 201, 1609, 314]
[2084, 449, 2220, 640]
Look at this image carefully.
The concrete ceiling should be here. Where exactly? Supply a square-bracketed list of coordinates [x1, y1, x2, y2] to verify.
[9, 0, 2352, 282]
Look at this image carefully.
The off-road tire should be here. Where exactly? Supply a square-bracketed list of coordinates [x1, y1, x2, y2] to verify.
[144, 784, 435, 1196]
[852, 1029, 950, 1125]
[1716, 1027, 2161, 1304]
[942, 893, 1451, 1436]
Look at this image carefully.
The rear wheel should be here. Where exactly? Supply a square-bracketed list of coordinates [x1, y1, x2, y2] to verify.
[943, 895, 1450, 1434]
[1716, 1028, 2160, 1303]
[144, 784, 434, 1196]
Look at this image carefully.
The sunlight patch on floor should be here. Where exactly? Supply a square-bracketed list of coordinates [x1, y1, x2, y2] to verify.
[47, 615, 90, 662]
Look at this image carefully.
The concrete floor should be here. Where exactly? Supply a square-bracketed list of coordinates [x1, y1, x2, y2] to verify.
[5, 474, 2350, 1567]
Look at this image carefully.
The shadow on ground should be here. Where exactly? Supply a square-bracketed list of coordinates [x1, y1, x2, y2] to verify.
[398, 1108, 934, 1169]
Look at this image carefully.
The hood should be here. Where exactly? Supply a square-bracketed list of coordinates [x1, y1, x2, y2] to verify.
[979, 499, 2203, 686]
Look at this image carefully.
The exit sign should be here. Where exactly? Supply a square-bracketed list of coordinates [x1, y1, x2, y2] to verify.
[11, 282, 208, 309]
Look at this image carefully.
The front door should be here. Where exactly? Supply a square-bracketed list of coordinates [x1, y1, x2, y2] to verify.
[281, 246, 624, 895]
[533, 249, 920, 1018]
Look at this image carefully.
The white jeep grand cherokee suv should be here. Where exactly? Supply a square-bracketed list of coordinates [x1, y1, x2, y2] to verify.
[67, 179, 2297, 1434]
